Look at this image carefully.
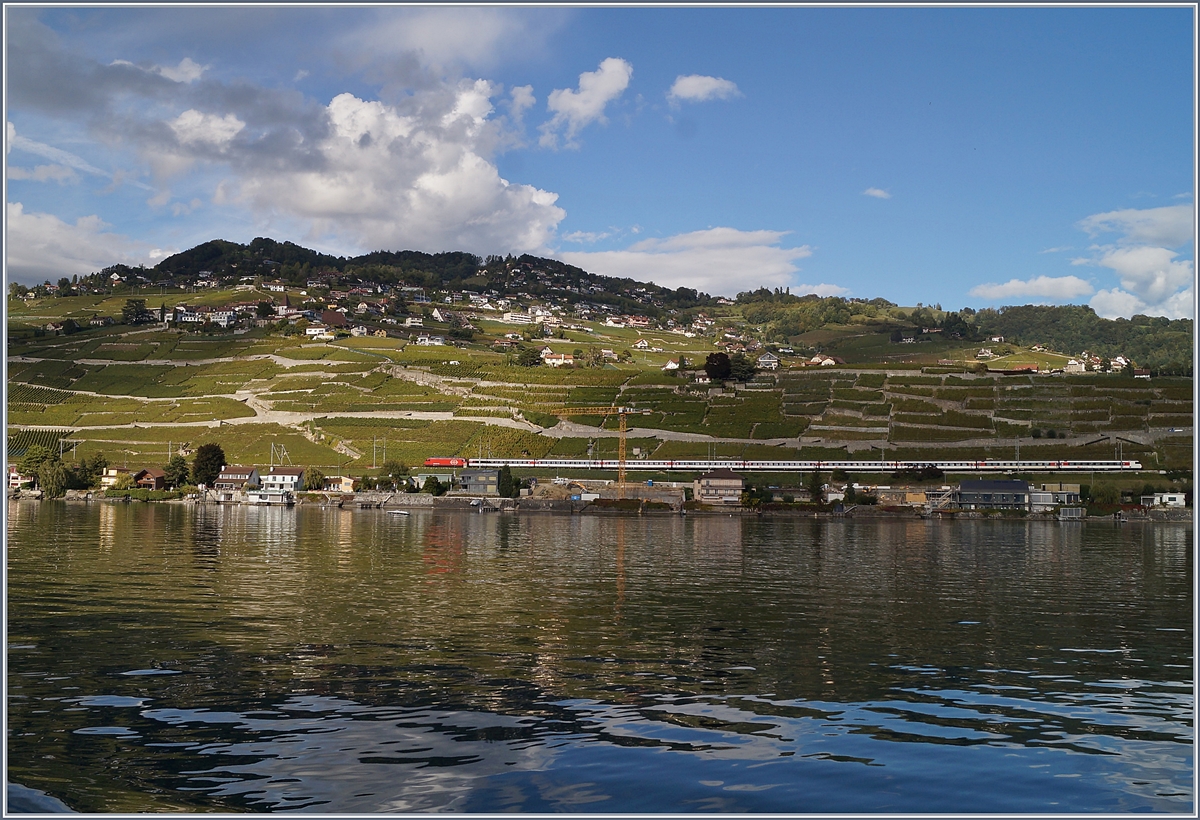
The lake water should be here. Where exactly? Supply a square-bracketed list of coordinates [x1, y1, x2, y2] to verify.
[6, 501, 1193, 813]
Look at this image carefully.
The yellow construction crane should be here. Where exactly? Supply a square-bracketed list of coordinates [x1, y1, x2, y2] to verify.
[549, 405, 650, 499]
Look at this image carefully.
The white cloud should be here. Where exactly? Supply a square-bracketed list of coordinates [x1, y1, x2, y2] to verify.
[1068, 203, 1195, 318]
[667, 75, 740, 105]
[110, 57, 206, 83]
[1094, 245, 1194, 306]
[508, 85, 535, 122]
[231, 91, 565, 255]
[562, 230, 610, 244]
[158, 57, 206, 83]
[1077, 204, 1194, 248]
[558, 227, 816, 297]
[1089, 286, 1195, 321]
[863, 187, 891, 199]
[7, 163, 79, 183]
[1039, 246, 1073, 254]
[5, 202, 155, 284]
[969, 275, 1094, 301]
[539, 57, 632, 149]
[342, 7, 550, 72]
[169, 109, 245, 146]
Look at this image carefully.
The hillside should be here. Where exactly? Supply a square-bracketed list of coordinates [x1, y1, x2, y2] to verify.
[6, 278, 1193, 488]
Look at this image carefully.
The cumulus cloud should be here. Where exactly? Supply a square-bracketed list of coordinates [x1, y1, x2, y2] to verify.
[1077, 204, 1194, 248]
[1070, 203, 1195, 318]
[539, 57, 632, 149]
[969, 275, 1094, 301]
[1090, 286, 1195, 321]
[6, 202, 156, 284]
[863, 187, 891, 199]
[230, 91, 565, 254]
[667, 74, 740, 105]
[1093, 245, 1192, 302]
[559, 227, 818, 297]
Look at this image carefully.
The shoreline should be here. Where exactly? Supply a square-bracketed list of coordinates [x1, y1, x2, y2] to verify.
[12, 491, 1193, 522]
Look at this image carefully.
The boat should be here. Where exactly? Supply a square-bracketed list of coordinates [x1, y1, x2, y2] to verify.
[386, 509, 410, 516]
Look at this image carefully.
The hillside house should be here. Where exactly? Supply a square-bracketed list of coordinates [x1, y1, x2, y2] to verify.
[757, 352, 780, 370]
[542, 352, 575, 367]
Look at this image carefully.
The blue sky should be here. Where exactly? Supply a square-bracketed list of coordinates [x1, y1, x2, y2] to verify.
[5, 5, 1195, 317]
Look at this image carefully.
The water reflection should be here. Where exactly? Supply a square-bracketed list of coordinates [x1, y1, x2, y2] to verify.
[6, 503, 1192, 813]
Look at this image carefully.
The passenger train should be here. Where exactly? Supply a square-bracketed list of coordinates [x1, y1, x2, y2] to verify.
[428, 457, 1142, 473]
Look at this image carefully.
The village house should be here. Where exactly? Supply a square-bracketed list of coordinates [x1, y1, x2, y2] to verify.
[134, 468, 166, 491]
[693, 468, 745, 505]
[8, 465, 35, 490]
[214, 466, 260, 491]
[457, 469, 500, 495]
[756, 352, 780, 370]
[323, 475, 356, 494]
[99, 467, 133, 489]
[258, 466, 305, 495]
[955, 479, 1030, 511]
[542, 352, 575, 367]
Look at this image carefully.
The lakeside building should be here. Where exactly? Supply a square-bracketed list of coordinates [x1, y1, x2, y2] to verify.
[457, 470, 499, 495]
[693, 469, 745, 505]
[954, 479, 1031, 511]
[214, 466, 260, 492]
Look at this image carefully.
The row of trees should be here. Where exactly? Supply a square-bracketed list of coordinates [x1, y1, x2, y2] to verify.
[14, 442, 225, 498]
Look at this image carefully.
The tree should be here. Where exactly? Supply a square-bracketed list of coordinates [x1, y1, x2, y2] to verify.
[379, 459, 409, 489]
[18, 445, 55, 478]
[704, 352, 732, 381]
[256, 301, 275, 318]
[163, 455, 190, 488]
[110, 472, 136, 491]
[422, 476, 446, 495]
[806, 469, 826, 506]
[304, 468, 326, 491]
[1092, 482, 1120, 506]
[515, 346, 543, 367]
[498, 465, 515, 498]
[191, 443, 226, 487]
[76, 452, 109, 488]
[121, 298, 148, 324]
[729, 352, 757, 382]
[38, 460, 69, 498]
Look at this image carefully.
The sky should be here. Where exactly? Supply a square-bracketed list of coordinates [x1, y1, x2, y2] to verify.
[4, 4, 1196, 318]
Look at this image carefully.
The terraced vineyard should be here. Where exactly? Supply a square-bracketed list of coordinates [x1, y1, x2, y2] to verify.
[4, 306, 1192, 474]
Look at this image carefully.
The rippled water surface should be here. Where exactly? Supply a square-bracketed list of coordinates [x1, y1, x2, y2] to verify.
[6, 501, 1193, 812]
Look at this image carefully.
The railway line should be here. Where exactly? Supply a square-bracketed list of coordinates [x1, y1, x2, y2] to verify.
[428, 458, 1143, 473]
